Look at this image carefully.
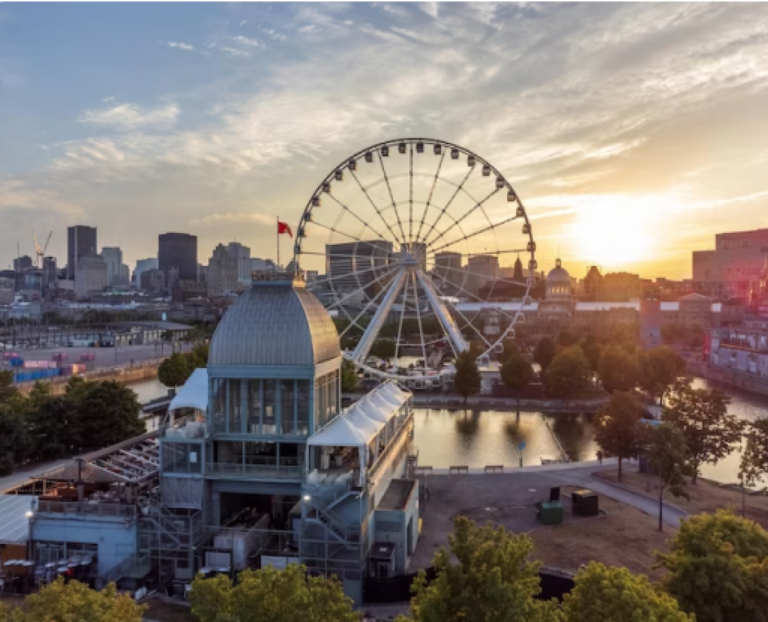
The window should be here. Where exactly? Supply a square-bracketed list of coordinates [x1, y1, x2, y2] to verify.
[296, 380, 310, 435]
[246, 379, 262, 434]
[228, 379, 242, 433]
[281, 379, 295, 435]
[263, 380, 276, 434]
[211, 378, 226, 434]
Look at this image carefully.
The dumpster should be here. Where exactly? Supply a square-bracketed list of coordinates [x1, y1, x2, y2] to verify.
[539, 501, 564, 525]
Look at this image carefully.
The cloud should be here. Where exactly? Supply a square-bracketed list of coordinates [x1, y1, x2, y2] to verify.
[299, 24, 317, 34]
[190, 212, 274, 226]
[167, 41, 196, 52]
[239, 20, 247, 27]
[218, 46, 250, 58]
[230, 35, 259, 48]
[79, 102, 180, 130]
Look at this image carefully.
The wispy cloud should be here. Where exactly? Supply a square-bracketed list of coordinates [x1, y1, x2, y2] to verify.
[230, 35, 259, 48]
[79, 102, 179, 130]
[190, 212, 273, 226]
[167, 41, 196, 52]
[218, 46, 250, 58]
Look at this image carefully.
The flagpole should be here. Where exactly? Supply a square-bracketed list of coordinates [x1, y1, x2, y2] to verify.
[276, 217, 280, 271]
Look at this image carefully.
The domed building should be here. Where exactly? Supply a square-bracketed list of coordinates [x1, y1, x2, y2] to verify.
[546, 258, 572, 300]
[157, 272, 417, 605]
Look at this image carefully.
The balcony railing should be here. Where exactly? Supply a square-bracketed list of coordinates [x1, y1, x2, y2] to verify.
[206, 462, 303, 480]
[35, 500, 137, 518]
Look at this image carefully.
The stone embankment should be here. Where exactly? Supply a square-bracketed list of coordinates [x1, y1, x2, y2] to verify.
[15, 358, 163, 396]
[688, 359, 768, 399]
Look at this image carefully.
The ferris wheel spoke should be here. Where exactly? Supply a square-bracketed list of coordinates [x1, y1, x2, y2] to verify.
[430, 211, 523, 256]
[428, 274, 493, 348]
[303, 257, 394, 290]
[377, 151, 408, 244]
[433, 272, 527, 325]
[425, 187, 502, 250]
[393, 272, 411, 369]
[410, 272, 430, 368]
[348, 168, 402, 244]
[408, 145, 414, 243]
[326, 192, 391, 244]
[339, 273, 402, 338]
[419, 165, 475, 245]
[308, 220, 396, 256]
[351, 269, 408, 365]
[433, 262, 531, 290]
[415, 269, 469, 354]
[326, 264, 401, 311]
[415, 149, 446, 243]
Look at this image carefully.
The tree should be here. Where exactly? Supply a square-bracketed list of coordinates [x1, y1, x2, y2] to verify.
[370, 339, 396, 359]
[500, 348, 534, 413]
[594, 391, 644, 481]
[70, 381, 144, 452]
[533, 337, 557, 373]
[453, 350, 481, 404]
[398, 517, 559, 622]
[638, 345, 686, 404]
[158, 352, 193, 388]
[26, 395, 78, 461]
[664, 384, 744, 484]
[10, 577, 145, 622]
[579, 333, 602, 378]
[740, 418, 768, 489]
[597, 346, 639, 393]
[543, 345, 592, 401]
[642, 423, 690, 532]
[0, 370, 29, 475]
[341, 359, 359, 393]
[561, 562, 693, 622]
[189, 564, 358, 622]
[656, 509, 768, 622]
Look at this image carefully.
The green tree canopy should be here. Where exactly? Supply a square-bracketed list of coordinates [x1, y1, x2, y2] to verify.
[579, 333, 602, 376]
[341, 358, 359, 393]
[664, 383, 743, 484]
[189, 564, 358, 622]
[657, 509, 768, 622]
[543, 345, 592, 401]
[453, 350, 481, 404]
[370, 339, 396, 359]
[158, 352, 194, 388]
[561, 562, 693, 622]
[642, 422, 690, 531]
[597, 345, 639, 393]
[500, 349, 534, 412]
[638, 345, 686, 404]
[398, 516, 558, 622]
[9, 577, 145, 622]
[533, 337, 557, 373]
[740, 418, 768, 489]
[70, 380, 144, 452]
[594, 391, 644, 481]
[0, 370, 29, 475]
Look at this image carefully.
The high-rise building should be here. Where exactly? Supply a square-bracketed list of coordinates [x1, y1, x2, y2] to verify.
[466, 254, 499, 297]
[74, 254, 107, 299]
[434, 251, 464, 289]
[693, 228, 768, 298]
[67, 225, 97, 280]
[159, 233, 197, 283]
[140, 268, 165, 294]
[226, 242, 252, 284]
[42, 257, 57, 289]
[207, 244, 239, 297]
[134, 258, 158, 287]
[100, 247, 123, 287]
[13, 255, 34, 272]
[326, 240, 392, 295]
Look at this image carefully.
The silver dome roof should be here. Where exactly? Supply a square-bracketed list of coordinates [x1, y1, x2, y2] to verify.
[208, 280, 340, 367]
[547, 258, 571, 283]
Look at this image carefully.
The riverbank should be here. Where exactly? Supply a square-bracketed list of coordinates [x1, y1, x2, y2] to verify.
[343, 391, 609, 413]
[688, 359, 768, 399]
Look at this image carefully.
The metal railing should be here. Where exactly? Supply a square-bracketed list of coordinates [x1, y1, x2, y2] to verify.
[35, 500, 137, 518]
[206, 462, 303, 479]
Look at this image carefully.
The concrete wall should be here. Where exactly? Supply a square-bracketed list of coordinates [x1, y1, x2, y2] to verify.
[31, 515, 138, 576]
[372, 481, 419, 575]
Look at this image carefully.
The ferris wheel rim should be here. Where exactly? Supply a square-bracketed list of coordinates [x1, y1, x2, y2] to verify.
[295, 137, 537, 381]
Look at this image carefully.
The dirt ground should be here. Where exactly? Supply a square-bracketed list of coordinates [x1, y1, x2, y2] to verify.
[593, 466, 768, 529]
[529, 487, 673, 580]
[144, 598, 196, 622]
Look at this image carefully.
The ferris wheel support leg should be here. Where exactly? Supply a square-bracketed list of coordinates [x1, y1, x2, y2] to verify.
[351, 269, 408, 365]
[415, 269, 468, 355]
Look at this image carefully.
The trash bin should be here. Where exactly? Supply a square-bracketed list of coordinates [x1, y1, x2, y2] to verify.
[539, 501, 564, 525]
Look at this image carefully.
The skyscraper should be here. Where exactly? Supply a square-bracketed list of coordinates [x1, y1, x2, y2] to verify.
[67, 225, 97, 280]
[100, 247, 123, 287]
[226, 242, 251, 284]
[159, 233, 198, 284]
[207, 244, 238, 296]
[134, 258, 158, 287]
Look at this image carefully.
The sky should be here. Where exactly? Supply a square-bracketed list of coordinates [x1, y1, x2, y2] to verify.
[1, 2, 768, 280]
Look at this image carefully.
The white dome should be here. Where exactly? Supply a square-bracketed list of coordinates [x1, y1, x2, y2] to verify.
[547, 259, 570, 283]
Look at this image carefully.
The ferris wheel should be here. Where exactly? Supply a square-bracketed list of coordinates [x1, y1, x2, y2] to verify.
[293, 138, 536, 382]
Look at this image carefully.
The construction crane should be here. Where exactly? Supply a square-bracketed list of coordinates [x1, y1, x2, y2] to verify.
[34, 229, 53, 269]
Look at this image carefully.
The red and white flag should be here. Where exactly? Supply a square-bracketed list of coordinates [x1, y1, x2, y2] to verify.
[277, 220, 293, 238]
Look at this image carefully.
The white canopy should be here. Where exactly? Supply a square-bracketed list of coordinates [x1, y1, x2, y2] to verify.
[169, 368, 209, 412]
[307, 382, 411, 448]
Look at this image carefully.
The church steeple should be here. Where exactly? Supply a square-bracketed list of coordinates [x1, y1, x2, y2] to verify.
[513, 254, 523, 281]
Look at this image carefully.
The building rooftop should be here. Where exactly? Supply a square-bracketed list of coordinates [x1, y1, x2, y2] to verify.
[208, 279, 340, 367]
[378, 479, 416, 511]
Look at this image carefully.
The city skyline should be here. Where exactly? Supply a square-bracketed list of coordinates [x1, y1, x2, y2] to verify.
[2, 3, 768, 278]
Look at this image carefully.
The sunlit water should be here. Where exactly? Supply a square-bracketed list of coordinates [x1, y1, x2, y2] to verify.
[126, 376, 768, 484]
